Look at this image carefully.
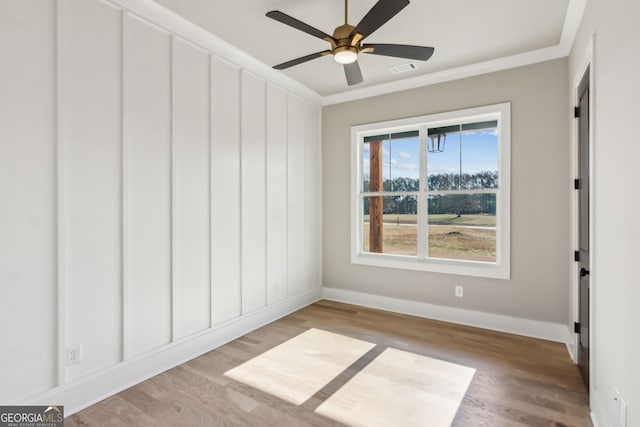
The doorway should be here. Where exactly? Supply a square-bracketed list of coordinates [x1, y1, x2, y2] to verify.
[576, 66, 590, 389]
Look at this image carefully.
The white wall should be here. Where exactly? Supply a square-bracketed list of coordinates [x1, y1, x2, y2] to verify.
[569, 1, 640, 426]
[0, 0, 321, 412]
[0, 0, 58, 401]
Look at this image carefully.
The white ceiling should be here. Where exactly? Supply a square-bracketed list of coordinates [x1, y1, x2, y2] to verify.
[153, 0, 572, 97]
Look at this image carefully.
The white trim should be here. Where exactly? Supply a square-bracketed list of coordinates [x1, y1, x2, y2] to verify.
[590, 391, 611, 427]
[121, 9, 132, 362]
[322, 287, 572, 345]
[54, 0, 67, 387]
[351, 103, 510, 280]
[316, 105, 324, 294]
[169, 33, 175, 344]
[565, 324, 577, 363]
[417, 127, 427, 259]
[559, 0, 588, 53]
[570, 36, 594, 367]
[14, 290, 320, 415]
[588, 37, 597, 396]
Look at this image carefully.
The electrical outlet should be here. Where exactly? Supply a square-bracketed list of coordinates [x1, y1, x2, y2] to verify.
[67, 344, 83, 366]
[455, 286, 463, 298]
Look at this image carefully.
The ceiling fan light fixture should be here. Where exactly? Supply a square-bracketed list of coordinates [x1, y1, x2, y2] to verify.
[333, 47, 358, 64]
[267, 0, 434, 86]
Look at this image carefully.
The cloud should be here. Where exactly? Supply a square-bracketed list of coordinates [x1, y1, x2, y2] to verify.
[398, 151, 413, 159]
[464, 129, 498, 137]
[388, 160, 418, 170]
[400, 163, 417, 170]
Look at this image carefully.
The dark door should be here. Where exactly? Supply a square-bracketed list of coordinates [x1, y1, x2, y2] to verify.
[577, 68, 590, 389]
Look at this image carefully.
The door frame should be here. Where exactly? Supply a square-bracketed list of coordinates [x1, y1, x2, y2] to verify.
[570, 34, 595, 393]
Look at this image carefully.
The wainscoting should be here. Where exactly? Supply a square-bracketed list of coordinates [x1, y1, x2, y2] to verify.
[0, 0, 321, 411]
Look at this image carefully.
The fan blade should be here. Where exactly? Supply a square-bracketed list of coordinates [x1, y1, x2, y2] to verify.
[344, 61, 363, 86]
[363, 44, 434, 61]
[350, 0, 410, 40]
[273, 51, 330, 70]
[266, 11, 333, 41]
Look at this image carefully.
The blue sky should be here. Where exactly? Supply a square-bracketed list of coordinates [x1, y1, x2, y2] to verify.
[363, 129, 498, 182]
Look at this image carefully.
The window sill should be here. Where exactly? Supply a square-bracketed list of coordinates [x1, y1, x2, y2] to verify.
[351, 252, 510, 280]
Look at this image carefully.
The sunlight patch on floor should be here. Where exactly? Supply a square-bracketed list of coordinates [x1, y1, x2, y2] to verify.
[224, 328, 375, 405]
[315, 347, 475, 427]
[225, 328, 475, 426]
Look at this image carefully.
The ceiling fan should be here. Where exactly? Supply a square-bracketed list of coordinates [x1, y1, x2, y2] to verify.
[266, 0, 434, 86]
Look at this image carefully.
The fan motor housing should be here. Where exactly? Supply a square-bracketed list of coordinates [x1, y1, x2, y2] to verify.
[333, 23, 355, 40]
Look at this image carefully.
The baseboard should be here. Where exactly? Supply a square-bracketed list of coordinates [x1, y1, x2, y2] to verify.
[565, 329, 578, 363]
[16, 289, 320, 416]
[322, 287, 571, 344]
[590, 391, 612, 427]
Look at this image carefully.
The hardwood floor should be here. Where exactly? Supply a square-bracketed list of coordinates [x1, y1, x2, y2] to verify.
[66, 300, 592, 426]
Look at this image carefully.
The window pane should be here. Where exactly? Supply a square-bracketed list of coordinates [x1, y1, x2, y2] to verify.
[363, 196, 417, 256]
[363, 137, 419, 193]
[427, 128, 460, 190]
[461, 127, 498, 189]
[386, 137, 420, 191]
[363, 142, 371, 192]
[427, 194, 496, 262]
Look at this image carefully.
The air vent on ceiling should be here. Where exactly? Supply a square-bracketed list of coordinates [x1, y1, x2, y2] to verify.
[389, 62, 418, 74]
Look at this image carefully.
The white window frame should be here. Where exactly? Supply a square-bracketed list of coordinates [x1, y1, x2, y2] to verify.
[350, 102, 511, 279]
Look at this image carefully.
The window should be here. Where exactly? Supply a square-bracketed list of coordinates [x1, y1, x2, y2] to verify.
[351, 103, 510, 279]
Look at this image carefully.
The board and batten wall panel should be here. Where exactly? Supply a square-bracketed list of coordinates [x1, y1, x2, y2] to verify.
[287, 95, 307, 296]
[124, 14, 172, 356]
[171, 37, 211, 339]
[60, 0, 123, 380]
[305, 103, 321, 291]
[0, 0, 57, 402]
[240, 72, 268, 313]
[266, 84, 289, 304]
[211, 57, 242, 325]
[1, 0, 321, 408]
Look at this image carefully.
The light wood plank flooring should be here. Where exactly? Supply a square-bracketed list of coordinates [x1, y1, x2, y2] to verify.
[66, 300, 592, 426]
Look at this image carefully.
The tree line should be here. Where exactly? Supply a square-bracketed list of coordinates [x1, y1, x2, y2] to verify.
[364, 171, 498, 216]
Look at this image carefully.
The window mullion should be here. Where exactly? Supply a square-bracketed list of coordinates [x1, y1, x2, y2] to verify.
[417, 125, 427, 260]
[362, 191, 419, 197]
[429, 188, 499, 196]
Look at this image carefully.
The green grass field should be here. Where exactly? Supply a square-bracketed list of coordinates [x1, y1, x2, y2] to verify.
[363, 220, 496, 262]
[427, 214, 496, 227]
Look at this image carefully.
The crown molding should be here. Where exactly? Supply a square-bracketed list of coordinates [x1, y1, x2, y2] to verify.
[559, 0, 588, 54]
[322, 45, 566, 106]
[322, 0, 587, 106]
